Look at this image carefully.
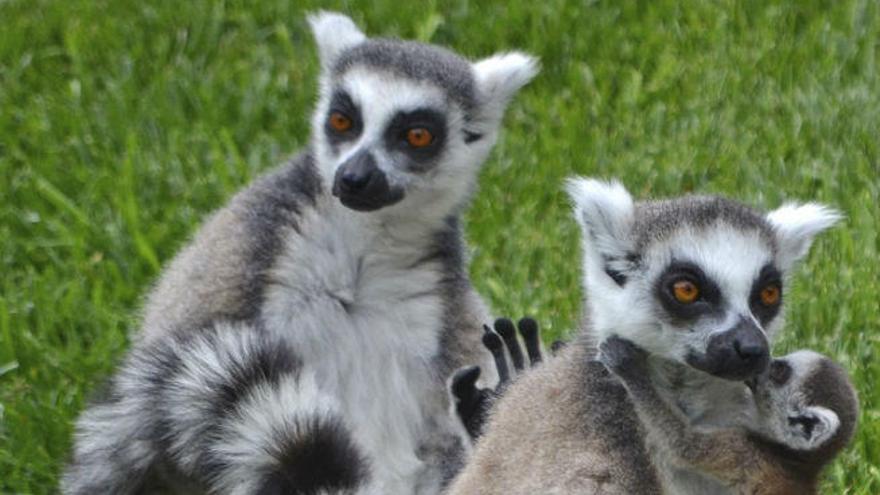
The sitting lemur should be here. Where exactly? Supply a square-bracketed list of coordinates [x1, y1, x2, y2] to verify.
[448, 177, 852, 494]
[63, 12, 537, 495]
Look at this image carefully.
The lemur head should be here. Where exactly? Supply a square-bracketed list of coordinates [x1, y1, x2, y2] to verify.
[307, 12, 538, 219]
[750, 351, 858, 461]
[567, 178, 841, 381]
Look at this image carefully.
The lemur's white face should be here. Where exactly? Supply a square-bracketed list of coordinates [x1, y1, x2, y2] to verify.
[311, 68, 489, 217]
[608, 224, 782, 381]
[306, 12, 537, 222]
[567, 178, 840, 381]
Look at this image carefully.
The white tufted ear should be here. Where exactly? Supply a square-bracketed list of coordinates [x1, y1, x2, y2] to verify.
[765, 203, 842, 270]
[565, 177, 635, 265]
[472, 52, 539, 125]
[307, 11, 366, 71]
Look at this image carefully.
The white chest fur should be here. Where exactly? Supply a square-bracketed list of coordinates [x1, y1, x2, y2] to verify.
[260, 198, 456, 494]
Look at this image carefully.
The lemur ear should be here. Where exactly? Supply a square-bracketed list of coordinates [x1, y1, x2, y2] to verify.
[785, 405, 840, 450]
[472, 52, 539, 125]
[765, 203, 842, 270]
[565, 177, 635, 264]
[308, 11, 366, 70]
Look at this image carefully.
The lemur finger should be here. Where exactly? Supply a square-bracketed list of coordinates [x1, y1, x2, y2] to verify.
[494, 318, 525, 371]
[517, 317, 542, 365]
[451, 365, 482, 403]
[482, 325, 510, 386]
[550, 340, 567, 356]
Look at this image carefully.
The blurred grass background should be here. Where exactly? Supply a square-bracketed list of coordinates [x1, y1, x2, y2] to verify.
[1, 0, 878, 492]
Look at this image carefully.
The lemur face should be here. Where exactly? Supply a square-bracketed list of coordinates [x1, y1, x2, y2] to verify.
[635, 222, 779, 380]
[316, 67, 470, 212]
[566, 178, 840, 381]
[750, 351, 856, 453]
[307, 13, 537, 217]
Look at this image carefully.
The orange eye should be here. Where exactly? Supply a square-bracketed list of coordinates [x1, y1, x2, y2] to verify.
[406, 128, 433, 148]
[672, 280, 700, 304]
[329, 112, 352, 132]
[760, 285, 781, 306]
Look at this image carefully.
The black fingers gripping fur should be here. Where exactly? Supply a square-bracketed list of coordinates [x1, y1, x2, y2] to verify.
[451, 317, 544, 440]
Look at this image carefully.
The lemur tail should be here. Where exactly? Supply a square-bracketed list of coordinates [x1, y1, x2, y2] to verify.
[62, 323, 368, 495]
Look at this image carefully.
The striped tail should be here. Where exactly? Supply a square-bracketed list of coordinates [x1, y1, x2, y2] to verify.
[63, 322, 369, 495]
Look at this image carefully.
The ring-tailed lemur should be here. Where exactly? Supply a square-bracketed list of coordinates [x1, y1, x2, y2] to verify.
[447, 177, 841, 495]
[599, 336, 858, 495]
[62, 12, 537, 495]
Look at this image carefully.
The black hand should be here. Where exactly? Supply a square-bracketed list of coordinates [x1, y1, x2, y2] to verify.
[451, 366, 494, 439]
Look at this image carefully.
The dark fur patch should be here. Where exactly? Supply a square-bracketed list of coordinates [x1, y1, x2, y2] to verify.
[748, 264, 783, 325]
[211, 335, 302, 423]
[234, 153, 322, 322]
[799, 358, 859, 464]
[654, 260, 723, 323]
[257, 415, 369, 495]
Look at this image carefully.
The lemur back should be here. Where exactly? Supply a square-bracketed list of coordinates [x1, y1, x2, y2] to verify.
[63, 12, 537, 495]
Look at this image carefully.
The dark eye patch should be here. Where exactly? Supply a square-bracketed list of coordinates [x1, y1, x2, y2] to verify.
[768, 359, 793, 386]
[384, 108, 447, 170]
[655, 261, 723, 324]
[749, 264, 783, 325]
[325, 90, 363, 147]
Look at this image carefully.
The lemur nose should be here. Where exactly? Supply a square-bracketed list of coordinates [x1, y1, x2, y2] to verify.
[734, 339, 766, 363]
[336, 150, 379, 195]
[340, 169, 373, 192]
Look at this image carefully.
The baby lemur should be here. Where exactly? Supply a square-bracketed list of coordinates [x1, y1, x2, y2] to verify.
[599, 336, 858, 495]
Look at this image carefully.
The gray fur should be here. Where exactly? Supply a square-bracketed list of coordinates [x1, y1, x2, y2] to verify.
[64, 12, 536, 495]
[139, 153, 321, 340]
[334, 39, 478, 118]
[631, 195, 775, 252]
[447, 338, 661, 494]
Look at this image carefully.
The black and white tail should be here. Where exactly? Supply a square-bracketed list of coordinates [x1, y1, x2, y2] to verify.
[62, 323, 368, 495]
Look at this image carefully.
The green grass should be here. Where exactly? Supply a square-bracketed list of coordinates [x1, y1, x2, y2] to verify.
[1, 0, 878, 492]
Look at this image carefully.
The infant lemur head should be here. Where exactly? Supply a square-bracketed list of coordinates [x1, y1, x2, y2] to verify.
[307, 12, 537, 218]
[750, 351, 858, 462]
[566, 178, 841, 381]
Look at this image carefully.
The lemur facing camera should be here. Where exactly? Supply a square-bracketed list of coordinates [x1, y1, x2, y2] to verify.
[62, 12, 537, 495]
[447, 177, 842, 495]
[599, 337, 858, 495]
